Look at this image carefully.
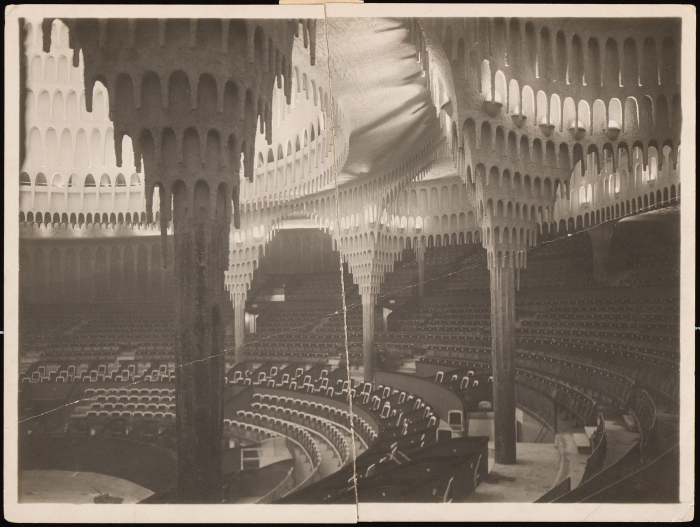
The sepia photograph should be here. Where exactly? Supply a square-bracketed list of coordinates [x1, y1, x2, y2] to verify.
[4, 3, 695, 523]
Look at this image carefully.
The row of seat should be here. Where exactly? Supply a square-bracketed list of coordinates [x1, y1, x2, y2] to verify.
[226, 415, 322, 468]
[253, 392, 376, 447]
[517, 351, 636, 410]
[21, 303, 174, 361]
[284, 273, 346, 301]
[84, 387, 175, 397]
[246, 404, 351, 464]
[224, 418, 324, 497]
[224, 420, 278, 444]
[21, 410, 179, 453]
[20, 361, 175, 384]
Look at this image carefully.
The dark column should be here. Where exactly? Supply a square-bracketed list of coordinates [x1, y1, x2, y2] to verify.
[362, 293, 376, 381]
[416, 239, 426, 296]
[234, 295, 246, 365]
[490, 261, 517, 465]
[172, 182, 230, 503]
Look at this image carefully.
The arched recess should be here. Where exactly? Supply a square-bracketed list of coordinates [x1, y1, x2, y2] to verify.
[604, 38, 620, 87]
[622, 38, 639, 87]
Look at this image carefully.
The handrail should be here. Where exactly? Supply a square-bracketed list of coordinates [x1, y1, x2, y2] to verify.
[580, 412, 607, 484]
[632, 387, 658, 457]
[552, 441, 641, 503]
[534, 477, 571, 503]
[533, 411, 551, 444]
[516, 369, 598, 426]
[579, 443, 680, 504]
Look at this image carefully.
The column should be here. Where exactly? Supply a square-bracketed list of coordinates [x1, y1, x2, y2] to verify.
[362, 293, 376, 381]
[234, 294, 246, 365]
[146, 249, 152, 301]
[171, 183, 229, 503]
[416, 239, 426, 296]
[490, 261, 517, 465]
[165, 238, 175, 301]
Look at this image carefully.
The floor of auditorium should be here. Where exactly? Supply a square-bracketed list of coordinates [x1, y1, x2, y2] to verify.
[467, 442, 566, 503]
[18, 470, 154, 503]
[465, 408, 640, 503]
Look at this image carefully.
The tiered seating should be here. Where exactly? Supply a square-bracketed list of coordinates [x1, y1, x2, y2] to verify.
[269, 364, 490, 503]
[285, 272, 346, 301]
[431, 249, 490, 294]
[427, 236, 595, 294]
[255, 305, 332, 334]
[379, 301, 490, 343]
[379, 248, 418, 297]
[516, 295, 680, 406]
[227, 363, 342, 392]
[227, 414, 322, 465]
[19, 360, 175, 384]
[223, 420, 279, 443]
[619, 251, 680, 287]
[245, 300, 369, 365]
[516, 369, 599, 426]
[253, 392, 376, 446]
[406, 289, 679, 409]
[519, 235, 594, 290]
[244, 304, 349, 363]
[420, 358, 599, 427]
[226, 361, 480, 503]
[431, 368, 493, 412]
[16, 208, 681, 505]
[76, 385, 176, 420]
[336, 303, 364, 364]
[424, 244, 474, 267]
[518, 297, 679, 361]
[19, 307, 83, 351]
[226, 363, 449, 501]
[20, 303, 174, 361]
[517, 351, 636, 410]
[223, 414, 325, 498]
[612, 207, 680, 289]
[248, 401, 351, 464]
[21, 378, 178, 451]
[376, 300, 491, 365]
[313, 305, 362, 342]
[380, 267, 418, 297]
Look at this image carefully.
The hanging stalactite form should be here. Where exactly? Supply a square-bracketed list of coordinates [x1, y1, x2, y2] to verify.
[40, 15, 314, 503]
[414, 15, 682, 465]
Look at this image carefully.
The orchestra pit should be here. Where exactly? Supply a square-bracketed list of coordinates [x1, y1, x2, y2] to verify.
[17, 16, 681, 505]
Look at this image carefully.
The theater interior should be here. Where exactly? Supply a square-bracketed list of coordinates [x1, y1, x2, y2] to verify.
[16, 16, 682, 505]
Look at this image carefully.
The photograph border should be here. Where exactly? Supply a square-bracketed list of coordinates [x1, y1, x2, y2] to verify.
[4, 3, 695, 523]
